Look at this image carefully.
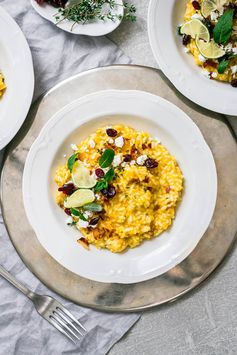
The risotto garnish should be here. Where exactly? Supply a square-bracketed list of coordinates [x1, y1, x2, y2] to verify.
[54, 125, 184, 253]
[179, 0, 237, 87]
[0, 72, 6, 98]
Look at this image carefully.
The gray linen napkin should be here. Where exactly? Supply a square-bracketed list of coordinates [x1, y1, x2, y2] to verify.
[0, 1, 139, 354]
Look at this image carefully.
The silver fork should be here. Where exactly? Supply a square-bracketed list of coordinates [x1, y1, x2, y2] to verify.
[0, 264, 86, 343]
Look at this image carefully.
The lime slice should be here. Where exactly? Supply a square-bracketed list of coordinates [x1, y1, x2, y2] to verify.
[196, 38, 225, 58]
[180, 19, 210, 42]
[72, 160, 97, 188]
[64, 189, 95, 208]
[201, 0, 226, 18]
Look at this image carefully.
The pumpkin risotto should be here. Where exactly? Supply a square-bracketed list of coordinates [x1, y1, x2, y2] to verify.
[0, 72, 6, 98]
[180, 0, 237, 86]
[54, 125, 183, 253]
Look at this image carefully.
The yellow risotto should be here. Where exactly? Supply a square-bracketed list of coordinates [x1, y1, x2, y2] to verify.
[54, 125, 183, 253]
[181, 0, 237, 86]
[0, 72, 6, 98]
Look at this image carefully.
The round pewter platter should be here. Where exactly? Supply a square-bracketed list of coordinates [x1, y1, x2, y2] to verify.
[1, 65, 237, 312]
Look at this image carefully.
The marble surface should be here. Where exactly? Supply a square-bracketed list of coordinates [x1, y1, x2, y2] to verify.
[108, 1, 237, 354]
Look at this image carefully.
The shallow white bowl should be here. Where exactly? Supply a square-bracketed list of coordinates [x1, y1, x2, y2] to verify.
[31, 0, 123, 36]
[0, 6, 34, 150]
[148, 0, 237, 115]
[23, 90, 217, 284]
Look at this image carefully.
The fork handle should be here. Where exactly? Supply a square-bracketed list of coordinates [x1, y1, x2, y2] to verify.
[0, 264, 34, 299]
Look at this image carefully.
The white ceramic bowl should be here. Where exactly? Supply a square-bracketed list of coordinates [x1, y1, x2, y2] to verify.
[148, 0, 237, 115]
[0, 6, 34, 150]
[23, 90, 217, 284]
[31, 0, 124, 36]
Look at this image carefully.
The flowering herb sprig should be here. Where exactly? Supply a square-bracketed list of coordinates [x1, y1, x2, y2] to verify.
[55, 0, 136, 29]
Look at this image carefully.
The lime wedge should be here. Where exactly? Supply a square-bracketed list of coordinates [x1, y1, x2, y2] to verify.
[72, 160, 97, 189]
[201, 0, 226, 18]
[180, 19, 210, 42]
[196, 38, 225, 58]
[64, 189, 95, 208]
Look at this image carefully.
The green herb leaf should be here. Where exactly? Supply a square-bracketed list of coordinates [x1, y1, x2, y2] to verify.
[70, 208, 88, 221]
[99, 149, 115, 168]
[94, 180, 108, 191]
[67, 221, 76, 226]
[104, 168, 115, 182]
[67, 154, 77, 173]
[213, 9, 234, 44]
[83, 202, 103, 212]
[217, 59, 229, 73]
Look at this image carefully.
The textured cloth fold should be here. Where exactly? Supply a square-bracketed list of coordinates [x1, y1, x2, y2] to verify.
[0, 0, 139, 354]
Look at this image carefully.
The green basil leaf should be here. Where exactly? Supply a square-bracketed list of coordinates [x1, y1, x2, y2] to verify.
[217, 59, 229, 74]
[213, 9, 234, 44]
[70, 208, 88, 221]
[104, 168, 115, 182]
[99, 148, 115, 168]
[67, 154, 77, 173]
[83, 202, 103, 212]
[94, 180, 108, 191]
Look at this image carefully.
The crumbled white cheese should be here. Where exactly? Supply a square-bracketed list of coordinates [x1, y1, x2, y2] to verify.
[184, 47, 190, 53]
[108, 138, 114, 144]
[77, 219, 89, 229]
[136, 155, 148, 166]
[130, 160, 136, 165]
[102, 167, 110, 173]
[225, 43, 233, 52]
[121, 162, 127, 168]
[89, 139, 95, 148]
[70, 144, 78, 151]
[211, 72, 218, 78]
[231, 65, 237, 75]
[191, 14, 203, 20]
[95, 193, 101, 200]
[198, 54, 206, 63]
[210, 11, 219, 22]
[83, 211, 93, 218]
[114, 136, 124, 148]
[201, 69, 210, 79]
[112, 155, 122, 167]
[232, 47, 237, 54]
[66, 216, 73, 225]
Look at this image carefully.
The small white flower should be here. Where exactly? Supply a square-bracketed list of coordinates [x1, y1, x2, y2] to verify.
[66, 216, 73, 225]
[121, 162, 127, 168]
[108, 138, 114, 144]
[198, 54, 206, 63]
[211, 72, 218, 78]
[130, 160, 136, 165]
[231, 65, 237, 74]
[112, 155, 122, 167]
[77, 219, 89, 229]
[136, 155, 148, 166]
[89, 139, 95, 148]
[71, 144, 78, 151]
[225, 43, 233, 52]
[201, 69, 210, 79]
[95, 193, 101, 200]
[191, 14, 203, 20]
[114, 136, 124, 148]
[232, 47, 237, 54]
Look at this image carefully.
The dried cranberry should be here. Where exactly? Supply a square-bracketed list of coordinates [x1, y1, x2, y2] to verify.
[95, 168, 105, 178]
[58, 182, 76, 195]
[101, 188, 108, 196]
[231, 79, 237, 87]
[182, 34, 191, 46]
[64, 208, 71, 216]
[106, 128, 117, 137]
[123, 154, 132, 162]
[144, 158, 158, 169]
[89, 217, 100, 226]
[166, 186, 171, 193]
[107, 185, 116, 198]
[192, 1, 200, 10]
